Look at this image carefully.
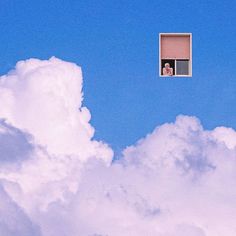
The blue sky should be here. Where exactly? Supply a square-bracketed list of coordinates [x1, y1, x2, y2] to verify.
[0, 0, 235, 150]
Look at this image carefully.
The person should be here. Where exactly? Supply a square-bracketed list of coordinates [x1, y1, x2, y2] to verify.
[163, 63, 173, 76]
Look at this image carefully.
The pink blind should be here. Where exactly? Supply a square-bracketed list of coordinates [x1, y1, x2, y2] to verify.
[161, 35, 190, 59]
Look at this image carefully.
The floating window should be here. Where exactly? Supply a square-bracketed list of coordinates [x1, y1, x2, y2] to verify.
[159, 33, 192, 77]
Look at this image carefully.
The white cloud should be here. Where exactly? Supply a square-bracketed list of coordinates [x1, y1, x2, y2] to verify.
[0, 184, 41, 236]
[0, 57, 113, 162]
[0, 58, 236, 236]
[0, 119, 34, 166]
[121, 115, 236, 235]
[211, 126, 236, 149]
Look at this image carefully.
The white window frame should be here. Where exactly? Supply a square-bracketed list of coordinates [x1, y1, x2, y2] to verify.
[159, 33, 192, 77]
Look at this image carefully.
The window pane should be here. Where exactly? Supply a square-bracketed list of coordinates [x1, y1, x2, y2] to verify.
[176, 60, 189, 75]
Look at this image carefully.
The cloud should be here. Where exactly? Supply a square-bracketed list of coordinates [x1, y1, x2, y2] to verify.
[0, 57, 113, 162]
[0, 184, 41, 236]
[211, 126, 236, 149]
[0, 58, 236, 236]
[0, 119, 33, 165]
[121, 115, 236, 235]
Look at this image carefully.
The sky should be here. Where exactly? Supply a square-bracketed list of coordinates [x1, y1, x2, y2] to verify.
[0, 0, 236, 151]
[0, 1, 236, 236]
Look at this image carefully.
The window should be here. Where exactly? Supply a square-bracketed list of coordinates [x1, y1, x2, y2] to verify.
[159, 33, 192, 77]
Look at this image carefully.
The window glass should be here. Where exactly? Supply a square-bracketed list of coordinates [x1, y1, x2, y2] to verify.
[176, 60, 189, 75]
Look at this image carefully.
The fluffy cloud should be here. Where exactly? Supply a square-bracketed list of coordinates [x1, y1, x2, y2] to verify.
[0, 184, 41, 236]
[0, 119, 33, 166]
[0, 58, 235, 236]
[122, 115, 236, 235]
[0, 57, 113, 162]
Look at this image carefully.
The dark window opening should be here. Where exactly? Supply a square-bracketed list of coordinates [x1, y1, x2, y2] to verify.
[161, 59, 175, 75]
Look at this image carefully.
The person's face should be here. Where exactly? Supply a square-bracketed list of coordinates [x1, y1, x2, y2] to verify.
[165, 63, 170, 69]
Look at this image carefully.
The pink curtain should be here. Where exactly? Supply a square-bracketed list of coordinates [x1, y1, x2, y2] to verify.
[161, 35, 190, 59]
